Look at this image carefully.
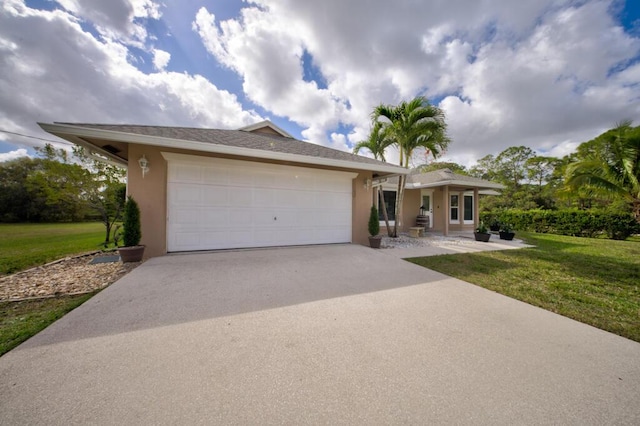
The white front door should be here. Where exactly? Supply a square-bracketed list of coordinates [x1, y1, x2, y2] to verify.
[420, 190, 433, 228]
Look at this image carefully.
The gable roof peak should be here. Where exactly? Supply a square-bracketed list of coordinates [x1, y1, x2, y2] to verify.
[238, 120, 293, 138]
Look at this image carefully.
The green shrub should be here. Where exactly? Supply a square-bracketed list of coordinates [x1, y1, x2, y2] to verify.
[122, 196, 141, 247]
[481, 209, 639, 240]
[368, 205, 380, 237]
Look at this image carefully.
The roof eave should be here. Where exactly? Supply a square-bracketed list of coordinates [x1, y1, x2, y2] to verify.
[38, 122, 408, 175]
[407, 180, 505, 190]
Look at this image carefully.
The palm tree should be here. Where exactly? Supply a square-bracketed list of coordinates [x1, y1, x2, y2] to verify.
[353, 122, 393, 235]
[373, 96, 450, 237]
[566, 121, 640, 222]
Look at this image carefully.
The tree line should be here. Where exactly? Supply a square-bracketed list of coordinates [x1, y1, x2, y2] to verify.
[353, 96, 639, 236]
[424, 121, 639, 224]
[0, 144, 126, 245]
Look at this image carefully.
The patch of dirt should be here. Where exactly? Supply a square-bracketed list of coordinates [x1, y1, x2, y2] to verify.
[0, 253, 141, 302]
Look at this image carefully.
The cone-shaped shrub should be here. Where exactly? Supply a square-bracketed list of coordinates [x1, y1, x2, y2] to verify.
[368, 205, 380, 237]
[122, 196, 141, 247]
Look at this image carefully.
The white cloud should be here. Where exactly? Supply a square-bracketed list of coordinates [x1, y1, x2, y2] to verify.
[193, 6, 346, 141]
[2, 0, 639, 165]
[0, 2, 262, 151]
[0, 148, 29, 162]
[152, 48, 170, 71]
[54, 0, 162, 45]
[191, 0, 640, 162]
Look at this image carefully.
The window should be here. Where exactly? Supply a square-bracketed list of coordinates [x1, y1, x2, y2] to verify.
[464, 195, 473, 222]
[450, 195, 458, 221]
[380, 190, 396, 221]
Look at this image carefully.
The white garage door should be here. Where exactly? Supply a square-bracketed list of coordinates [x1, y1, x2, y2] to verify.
[165, 154, 356, 252]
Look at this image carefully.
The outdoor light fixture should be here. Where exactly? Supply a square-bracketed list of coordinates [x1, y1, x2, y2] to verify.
[138, 155, 149, 178]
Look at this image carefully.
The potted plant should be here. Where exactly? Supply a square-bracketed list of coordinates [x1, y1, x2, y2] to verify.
[474, 221, 491, 242]
[368, 205, 382, 249]
[499, 223, 516, 241]
[118, 196, 145, 262]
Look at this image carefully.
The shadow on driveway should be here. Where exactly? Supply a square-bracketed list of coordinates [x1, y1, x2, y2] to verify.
[15, 244, 445, 348]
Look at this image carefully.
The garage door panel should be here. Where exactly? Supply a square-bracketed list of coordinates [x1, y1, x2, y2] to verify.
[227, 168, 254, 186]
[228, 187, 253, 206]
[254, 189, 275, 207]
[203, 167, 227, 185]
[202, 186, 228, 205]
[171, 184, 202, 204]
[202, 208, 229, 224]
[227, 209, 252, 226]
[172, 164, 202, 183]
[167, 158, 354, 251]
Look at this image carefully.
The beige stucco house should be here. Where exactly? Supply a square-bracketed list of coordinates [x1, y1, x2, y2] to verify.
[374, 169, 504, 236]
[40, 120, 503, 258]
[40, 120, 408, 258]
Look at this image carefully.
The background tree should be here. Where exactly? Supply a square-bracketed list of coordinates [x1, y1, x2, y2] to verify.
[73, 147, 127, 246]
[415, 161, 468, 175]
[0, 157, 36, 222]
[372, 96, 450, 237]
[566, 121, 640, 222]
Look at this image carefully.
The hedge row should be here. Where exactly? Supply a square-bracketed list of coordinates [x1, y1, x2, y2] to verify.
[480, 209, 640, 240]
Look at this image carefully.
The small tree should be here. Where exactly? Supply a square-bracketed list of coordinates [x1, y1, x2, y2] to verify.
[368, 205, 380, 237]
[122, 196, 142, 247]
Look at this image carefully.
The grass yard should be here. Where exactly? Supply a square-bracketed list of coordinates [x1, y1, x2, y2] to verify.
[0, 222, 105, 275]
[407, 231, 640, 342]
[0, 292, 98, 356]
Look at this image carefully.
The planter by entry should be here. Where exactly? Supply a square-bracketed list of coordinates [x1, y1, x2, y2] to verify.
[369, 236, 382, 249]
[499, 231, 515, 241]
[474, 232, 491, 242]
[118, 245, 145, 262]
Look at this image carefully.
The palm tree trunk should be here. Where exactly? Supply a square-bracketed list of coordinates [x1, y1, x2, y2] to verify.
[392, 176, 405, 237]
[378, 188, 392, 236]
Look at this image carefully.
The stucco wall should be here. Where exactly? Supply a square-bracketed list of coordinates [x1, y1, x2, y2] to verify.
[352, 171, 374, 245]
[399, 186, 476, 234]
[127, 144, 168, 258]
[126, 143, 376, 258]
[400, 189, 421, 232]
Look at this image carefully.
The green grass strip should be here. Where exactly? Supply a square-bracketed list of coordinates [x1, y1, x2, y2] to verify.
[407, 231, 640, 342]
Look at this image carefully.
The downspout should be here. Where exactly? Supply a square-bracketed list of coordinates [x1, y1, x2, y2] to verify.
[474, 187, 479, 230]
[444, 185, 449, 236]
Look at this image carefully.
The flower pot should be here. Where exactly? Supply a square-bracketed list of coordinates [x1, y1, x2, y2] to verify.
[474, 232, 491, 242]
[118, 245, 145, 262]
[499, 231, 515, 241]
[369, 236, 382, 249]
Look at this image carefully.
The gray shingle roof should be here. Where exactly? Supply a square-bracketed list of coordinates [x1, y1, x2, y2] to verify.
[386, 168, 503, 189]
[55, 123, 397, 168]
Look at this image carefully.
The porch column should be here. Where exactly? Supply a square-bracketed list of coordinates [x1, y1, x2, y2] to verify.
[443, 185, 449, 236]
[474, 187, 479, 229]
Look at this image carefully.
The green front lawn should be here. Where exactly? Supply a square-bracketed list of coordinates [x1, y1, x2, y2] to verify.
[407, 232, 640, 342]
[0, 292, 98, 356]
[0, 222, 105, 275]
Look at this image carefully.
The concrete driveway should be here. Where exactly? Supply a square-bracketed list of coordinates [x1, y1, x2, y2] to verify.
[1, 245, 639, 424]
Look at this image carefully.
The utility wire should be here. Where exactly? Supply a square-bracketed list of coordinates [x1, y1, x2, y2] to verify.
[0, 129, 73, 145]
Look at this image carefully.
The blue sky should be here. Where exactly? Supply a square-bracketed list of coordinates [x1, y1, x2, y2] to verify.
[1, 0, 639, 166]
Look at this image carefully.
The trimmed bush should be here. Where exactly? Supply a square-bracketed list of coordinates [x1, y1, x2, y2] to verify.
[368, 205, 380, 237]
[122, 196, 141, 247]
[481, 209, 639, 240]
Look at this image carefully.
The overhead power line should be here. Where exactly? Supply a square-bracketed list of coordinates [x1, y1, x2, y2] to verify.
[0, 129, 73, 146]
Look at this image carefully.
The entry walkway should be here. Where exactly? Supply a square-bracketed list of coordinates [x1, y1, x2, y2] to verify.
[380, 231, 533, 258]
